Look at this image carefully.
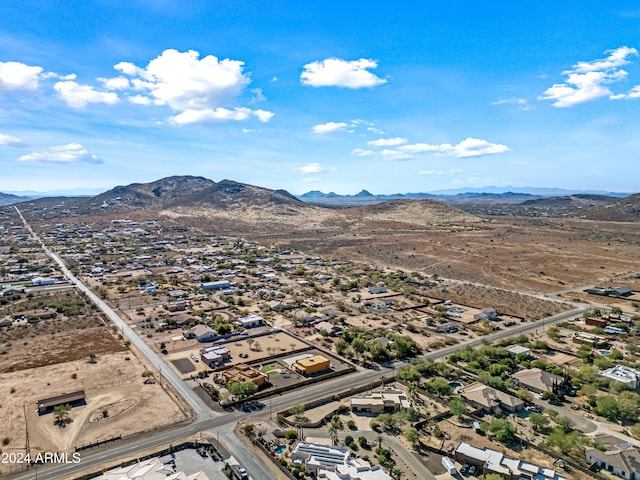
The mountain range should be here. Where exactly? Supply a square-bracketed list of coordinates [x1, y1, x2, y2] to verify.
[2, 176, 639, 223]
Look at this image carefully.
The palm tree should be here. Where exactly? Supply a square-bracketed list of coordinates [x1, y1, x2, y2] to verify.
[328, 425, 338, 446]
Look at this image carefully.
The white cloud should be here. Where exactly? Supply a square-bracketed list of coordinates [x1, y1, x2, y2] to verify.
[367, 127, 385, 135]
[418, 168, 463, 176]
[312, 121, 348, 134]
[53, 81, 120, 108]
[0, 61, 43, 91]
[351, 148, 376, 157]
[112, 49, 272, 125]
[98, 76, 130, 90]
[113, 61, 140, 76]
[127, 94, 153, 105]
[367, 137, 407, 147]
[398, 138, 509, 158]
[539, 46, 639, 107]
[0, 133, 26, 147]
[301, 58, 386, 89]
[18, 143, 103, 164]
[250, 88, 265, 103]
[380, 149, 413, 160]
[116, 49, 250, 110]
[294, 162, 324, 174]
[169, 107, 273, 125]
[491, 97, 531, 110]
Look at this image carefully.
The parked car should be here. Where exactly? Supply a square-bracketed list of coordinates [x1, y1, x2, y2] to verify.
[468, 465, 477, 475]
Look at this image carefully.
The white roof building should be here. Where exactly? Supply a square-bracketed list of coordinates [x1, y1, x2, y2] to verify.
[293, 441, 392, 479]
[96, 457, 209, 480]
[599, 365, 640, 389]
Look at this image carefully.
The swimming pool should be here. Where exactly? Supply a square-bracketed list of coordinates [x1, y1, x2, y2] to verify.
[600, 350, 611, 356]
[274, 445, 286, 455]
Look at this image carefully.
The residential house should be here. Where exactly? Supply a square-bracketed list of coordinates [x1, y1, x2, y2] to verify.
[350, 389, 410, 414]
[459, 383, 524, 414]
[506, 344, 531, 358]
[511, 368, 564, 395]
[436, 322, 459, 334]
[236, 314, 265, 329]
[474, 307, 498, 321]
[314, 321, 343, 336]
[221, 363, 268, 386]
[95, 457, 209, 480]
[183, 324, 217, 342]
[200, 280, 231, 291]
[455, 442, 566, 480]
[586, 434, 640, 480]
[200, 346, 231, 368]
[599, 365, 640, 389]
[572, 332, 608, 348]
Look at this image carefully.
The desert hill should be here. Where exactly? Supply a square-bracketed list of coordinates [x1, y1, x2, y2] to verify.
[519, 194, 619, 208]
[93, 175, 216, 210]
[341, 198, 480, 227]
[0, 192, 32, 206]
[584, 193, 640, 222]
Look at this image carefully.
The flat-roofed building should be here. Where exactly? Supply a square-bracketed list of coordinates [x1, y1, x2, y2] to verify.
[96, 457, 209, 480]
[236, 314, 265, 329]
[291, 355, 330, 376]
[350, 389, 410, 414]
[221, 363, 268, 386]
[37, 390, 86, 415]
[599, 365, 640, 389]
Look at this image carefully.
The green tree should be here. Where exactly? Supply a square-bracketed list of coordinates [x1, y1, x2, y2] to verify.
[53, 404, 71, 425]
[88, 352, 97, 364]
[546, 426, 585, 454]
[405, 427, 419, 445]
[556, 416, 575, 432]
[488, 418, 516, 443]
[290, 404, 305, 420]
[485, 474, 505, 480]
[529, 413, 550, 431]
[228, 381, 259, 399]
[596, 395, 619, 421]
[547, 326, 561, 340]
[449, 397, 468, 418]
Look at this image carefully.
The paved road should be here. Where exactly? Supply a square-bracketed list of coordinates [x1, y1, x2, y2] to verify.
[425, 305, 589, 361]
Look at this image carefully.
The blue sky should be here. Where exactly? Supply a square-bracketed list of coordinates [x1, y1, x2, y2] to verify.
[1, 1, 640, 195]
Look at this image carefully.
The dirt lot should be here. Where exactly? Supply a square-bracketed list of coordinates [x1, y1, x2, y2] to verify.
[0, 324, 128, 373]
[260, 217, 640, 295]
[0, 350, 189, 474]
[163, 331, 310, 378]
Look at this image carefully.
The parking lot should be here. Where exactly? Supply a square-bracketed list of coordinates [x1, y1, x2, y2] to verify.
[159, 446, 227, 479]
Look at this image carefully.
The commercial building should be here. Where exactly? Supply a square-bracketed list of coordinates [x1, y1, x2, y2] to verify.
[291, 355, 330, 376]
